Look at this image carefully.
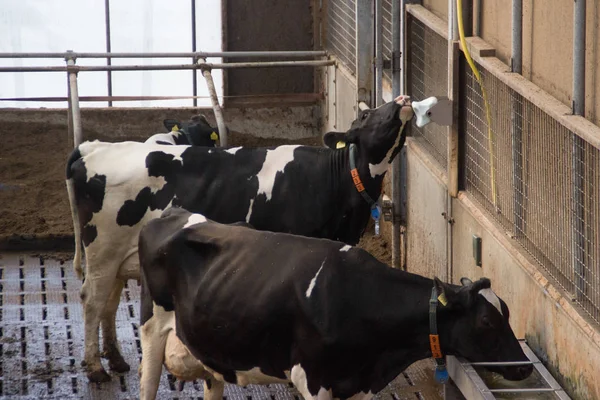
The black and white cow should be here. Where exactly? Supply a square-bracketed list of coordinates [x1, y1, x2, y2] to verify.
[65, 95, 414, 382]
[137, 207, 533, 400]
[145, 114, 221, 146]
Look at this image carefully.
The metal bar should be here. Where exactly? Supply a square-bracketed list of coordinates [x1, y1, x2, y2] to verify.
[391, 0, 402, 269]
[0, 60, 335, 73]
[0, 93, 324, 102]
[66, 57, 82, 147]
[0, 51, 328, 59]
[572, 0, 586, 302]
[356, 0, 374, 106]
[375, 0, 383, 107]
[191, 0, 197, 107]
[104, 0, 112, 107]
[467, 361, 536, 366]
[512, 0, 524, 236]
[489, 388, 562, 393]
[198, 59, 228, 147]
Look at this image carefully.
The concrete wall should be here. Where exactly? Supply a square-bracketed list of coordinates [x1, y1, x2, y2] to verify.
[420, 0, 600, 126]
[224, 0, 316, 98]
[0, 105, 321, 141]
[405, 139, 600, 400]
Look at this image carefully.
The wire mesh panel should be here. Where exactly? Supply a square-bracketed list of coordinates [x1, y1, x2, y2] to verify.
[462, 60, 600, 323]
[381, 0, 393, 83]
[407, 16, 448, 171]
[326, 0, 357, 74]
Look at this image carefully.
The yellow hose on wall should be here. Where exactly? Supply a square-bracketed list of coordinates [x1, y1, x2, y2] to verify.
[456, 0, 497, 207]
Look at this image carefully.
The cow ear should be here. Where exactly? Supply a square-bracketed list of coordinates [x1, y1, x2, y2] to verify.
[460, 277, 473, 286]
[434, 277, 460, 307]
[469, 277, 491, 294]
[323, 131, 348, 149]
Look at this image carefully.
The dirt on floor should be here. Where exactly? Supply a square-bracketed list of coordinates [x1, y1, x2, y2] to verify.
[0, 121, 391, 265]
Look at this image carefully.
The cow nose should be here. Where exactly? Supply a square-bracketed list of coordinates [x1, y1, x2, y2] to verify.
[517, 365, 534, 379]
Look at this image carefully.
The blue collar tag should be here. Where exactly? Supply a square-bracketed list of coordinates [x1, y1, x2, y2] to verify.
[434, 366, 449, 384]
[370, 205, 381, 220]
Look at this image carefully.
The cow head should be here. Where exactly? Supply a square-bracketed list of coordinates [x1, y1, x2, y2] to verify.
[434, 277, 533, 381]
[323, 95, 414, 176]
[162, 115, 221, 147]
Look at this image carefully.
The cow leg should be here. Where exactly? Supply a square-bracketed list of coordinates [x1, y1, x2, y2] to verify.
[203, 378, 225, 400]
[100, 279, 130, 373]
[139, 315, 169, 400]
[80, 274, 117, 382]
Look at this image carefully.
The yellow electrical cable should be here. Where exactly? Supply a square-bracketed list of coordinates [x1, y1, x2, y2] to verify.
[456, 0, 497, 207]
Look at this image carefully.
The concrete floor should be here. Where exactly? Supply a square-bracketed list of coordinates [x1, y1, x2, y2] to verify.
[0, 253, 444, 400]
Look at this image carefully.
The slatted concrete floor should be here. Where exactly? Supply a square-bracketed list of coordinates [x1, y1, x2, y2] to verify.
[0, 253, 443, 400]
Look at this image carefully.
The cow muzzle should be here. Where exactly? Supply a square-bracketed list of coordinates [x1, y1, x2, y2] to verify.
[394, 95, 414, 123]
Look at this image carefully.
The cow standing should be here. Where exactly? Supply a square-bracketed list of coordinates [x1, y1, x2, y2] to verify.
[65, 96, 414, 382]
[137, 208, 533, 400]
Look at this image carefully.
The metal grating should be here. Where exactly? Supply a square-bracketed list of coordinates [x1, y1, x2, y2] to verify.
[326, 0, 357, 74]
[381, 0, 393, 83]
[407, 16, 449, 171]
[0, 253, 444, 399]
[462, 61, 600, 323]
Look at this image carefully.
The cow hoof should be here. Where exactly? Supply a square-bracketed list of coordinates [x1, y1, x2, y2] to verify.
[109, 357, 130, 373]
[88, 369, 111, 383]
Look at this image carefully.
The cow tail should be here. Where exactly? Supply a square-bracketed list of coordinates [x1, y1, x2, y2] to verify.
[66, 178, 84, 280]
[66, 148, 84, 280]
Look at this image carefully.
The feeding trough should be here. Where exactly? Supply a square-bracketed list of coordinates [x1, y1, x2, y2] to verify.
[446, 340, 571, 399]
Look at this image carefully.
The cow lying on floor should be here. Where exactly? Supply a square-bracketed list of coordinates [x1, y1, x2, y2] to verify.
[137, 207, 533, 400]
[66, 96, 415, 382]
[145, 114, 221, 146]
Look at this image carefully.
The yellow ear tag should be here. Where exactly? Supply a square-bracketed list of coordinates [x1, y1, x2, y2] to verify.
[210, 132, 219, 141]
[438, 293, 448, 306]
[172, 125, 179, 132]
[336, 141, 346, 149]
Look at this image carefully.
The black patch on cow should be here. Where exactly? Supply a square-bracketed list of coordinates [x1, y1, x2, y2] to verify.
[69, 154, 107, 247]
[156, 140, 172, 145]
[65, 148, 82, 179]
[82, 225, 98, 247]
[115, 151, 183, 227]
[117, 187, 153, 226]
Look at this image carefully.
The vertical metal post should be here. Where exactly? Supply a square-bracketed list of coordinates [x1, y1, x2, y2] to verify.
[511, 0, 524, 236]
[191, 0, 198, 107]
[572, 0, 586, 300]
[391, 0, 401, 269]
[104, 0, 113, 107]
[66, 53, 83, 147]
[375, 0, 383, 107]
[356, 0, 374, 108]
[198, 58, 228, 147]
[446, 0, 460, 283]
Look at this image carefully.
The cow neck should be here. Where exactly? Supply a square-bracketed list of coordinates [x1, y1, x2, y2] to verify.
[348, 143, 382, 209]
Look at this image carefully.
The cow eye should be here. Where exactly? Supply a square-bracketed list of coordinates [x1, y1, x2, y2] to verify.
[482, 315, 494, 329]
[361, 112, 369, 121]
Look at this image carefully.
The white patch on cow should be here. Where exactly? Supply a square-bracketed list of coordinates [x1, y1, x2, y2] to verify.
[246, 198, 254, 223]
[305, 260, 325, 298]
[183, 213, 207, 228]
[479, 288, 503, 316]
[255, 145, 300, 201]
[339, 244, 352, 252]
[291, 365, 312, 400]
[226, 146, 242, 155]
[368, 103, 414, 178]
[144, 132, 176, 145]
